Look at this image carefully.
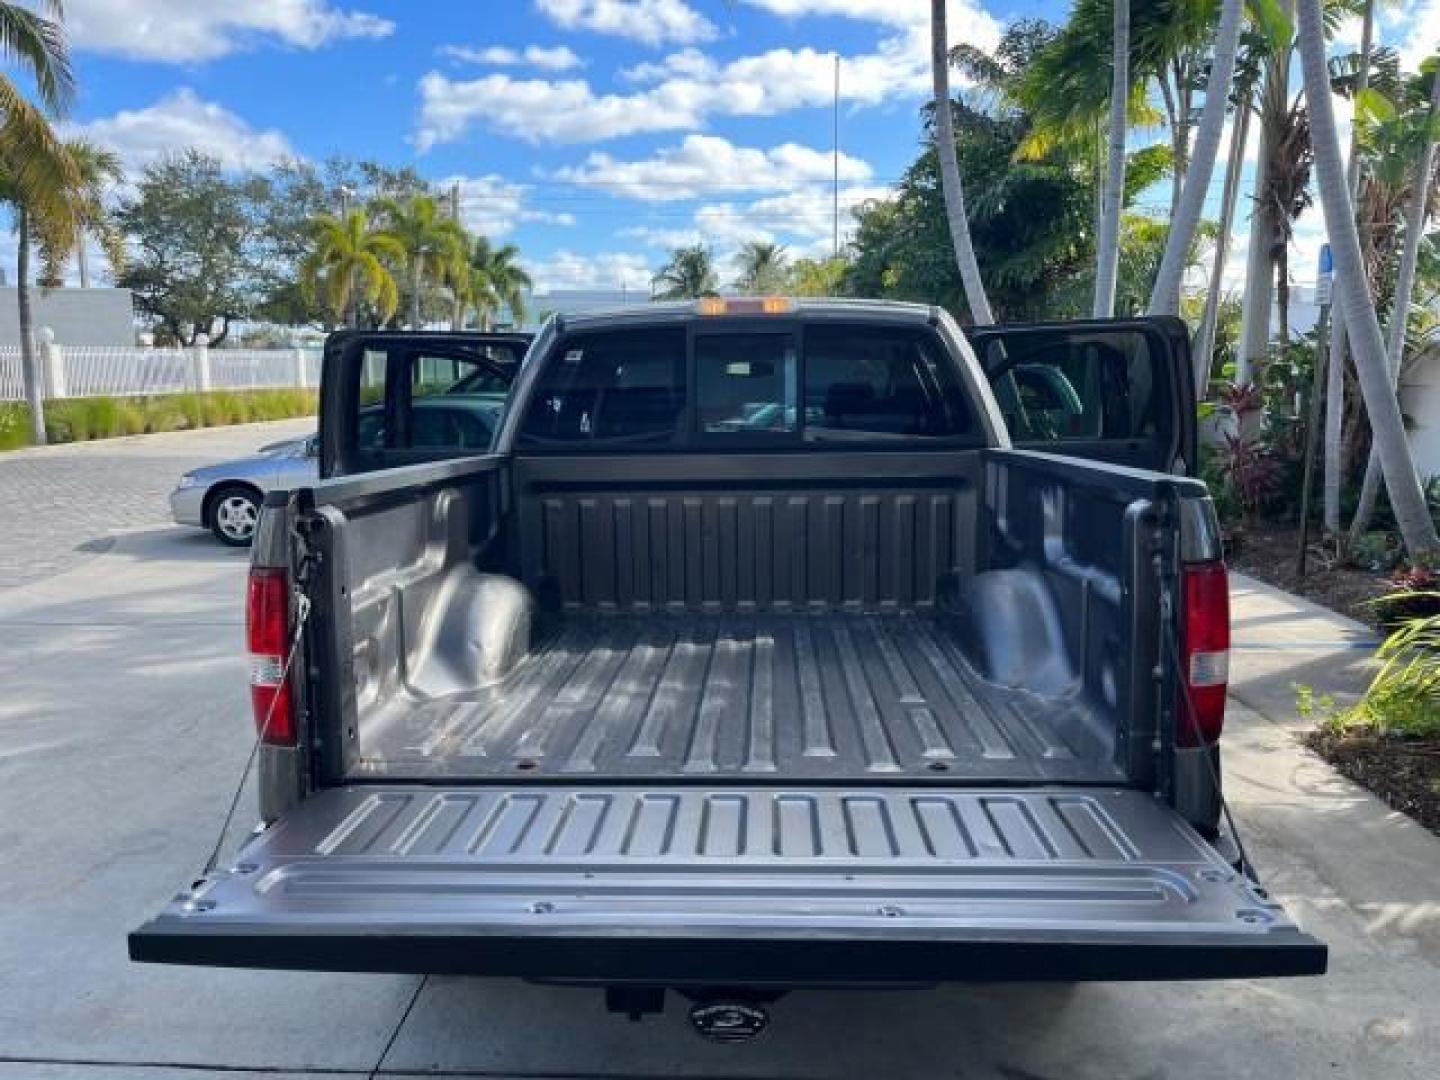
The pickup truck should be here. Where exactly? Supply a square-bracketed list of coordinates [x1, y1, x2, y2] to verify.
[131, 300, 1325, 1034]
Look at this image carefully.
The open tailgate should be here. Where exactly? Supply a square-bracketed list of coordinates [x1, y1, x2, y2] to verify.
[131, 785, 1325, 983]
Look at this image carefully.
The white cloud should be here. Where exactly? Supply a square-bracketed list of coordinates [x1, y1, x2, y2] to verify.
[65, 89, 296, 176]
[66, 0, 393, 62]
[535, 0, 716, 47]
[527, 249, 654, 293]
[441, 44, 584, 71]
[416, 5, 999, 149]
[550, 135, 873, 200]
[620, 182, 891, 261]
[1392, 0, 1440, 67]
[438, 174, 577, 237]
[736, 0, 936, 27]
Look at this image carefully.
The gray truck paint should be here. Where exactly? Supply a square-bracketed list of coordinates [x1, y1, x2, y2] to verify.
[131, 304, 1325, 987]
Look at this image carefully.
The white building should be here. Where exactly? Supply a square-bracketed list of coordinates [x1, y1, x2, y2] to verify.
[0, 287, 136, 347]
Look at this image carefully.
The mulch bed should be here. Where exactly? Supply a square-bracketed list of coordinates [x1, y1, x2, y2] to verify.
[1226, 524, 1390, 631]
[1304, 730, 1440, 837]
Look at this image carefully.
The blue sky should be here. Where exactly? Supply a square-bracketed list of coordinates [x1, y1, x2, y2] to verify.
[37, 0, 1440, 293]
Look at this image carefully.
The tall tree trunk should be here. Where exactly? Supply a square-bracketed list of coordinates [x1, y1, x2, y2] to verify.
[1150, 0, 1244, 318]
[17, 207, 46, 446]
[410, 260, 423, 330]
[1275, 247, 1290, 353]
[1347, 69, 1440, 546]
[931, 0, 995, 325]
[1194, 100, 1252, 394]
[1094, 0, 1130, 317]
[1296, 0, 1437, 555]
[1235, 142, 1274, 387]
[76, 235, 90, 290]
[1158, 74, 1185, 218]
[345, 264, 359, 329]
[1324, 0, 1375, 538]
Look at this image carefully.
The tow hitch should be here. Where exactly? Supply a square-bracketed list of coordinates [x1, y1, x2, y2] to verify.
[603, 987, 779, 1042]
[688, 1000, 771, 1043]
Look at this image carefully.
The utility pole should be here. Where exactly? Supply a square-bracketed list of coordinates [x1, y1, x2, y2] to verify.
[833, 53, 841, 259]
[1297, 244, 1333, 577]
[450, 182, 461, 222]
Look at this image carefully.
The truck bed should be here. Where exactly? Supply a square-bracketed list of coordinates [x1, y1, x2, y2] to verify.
[358, 613, 1122, 783]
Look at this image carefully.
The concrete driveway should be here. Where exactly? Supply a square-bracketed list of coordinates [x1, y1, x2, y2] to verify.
[0, 424, 1437, 1078]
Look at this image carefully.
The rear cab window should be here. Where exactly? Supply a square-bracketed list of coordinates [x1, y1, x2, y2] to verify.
[515, 319, 979, 451]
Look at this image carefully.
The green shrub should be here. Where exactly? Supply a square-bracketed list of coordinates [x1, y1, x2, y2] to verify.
[0, 403, 31, 451]
[0, 390, 318, 452]
[1324, 600, 1440, 739]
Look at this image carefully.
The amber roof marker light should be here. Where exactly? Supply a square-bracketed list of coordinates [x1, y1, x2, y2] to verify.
[696, 297, 794, 316]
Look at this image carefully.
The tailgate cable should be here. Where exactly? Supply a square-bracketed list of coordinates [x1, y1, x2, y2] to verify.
[197, 541, 314, 879]
[1159, 581, 1257, 885]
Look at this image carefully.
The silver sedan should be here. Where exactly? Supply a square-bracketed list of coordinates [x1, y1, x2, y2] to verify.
[170, 435, 318, 546]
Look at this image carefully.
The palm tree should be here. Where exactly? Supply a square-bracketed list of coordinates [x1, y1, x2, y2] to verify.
[374, 193, 469, 329]
[652, 245, 719, 300]
[1324, 0, 1377, 539]
[931, 0, 994, 324]
[1235, 0, 1296, 386]
[1148, 0, 1244, 318]
[50, 139, 123, 288]
[1295, 0, 1437, 554]
[1093, 0, 1130, 317]
[470, 237, 532, 328]
[299, 208, 404, 327]
[1347, 65, 1440, 544]
[0, 0, 77, 446]
[733, 240, 790, 294]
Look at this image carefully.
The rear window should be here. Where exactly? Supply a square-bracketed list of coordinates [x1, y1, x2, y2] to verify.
[517, 321, 977, 451]
[517, 329, 686, 448]
[803, 325, 975, 442]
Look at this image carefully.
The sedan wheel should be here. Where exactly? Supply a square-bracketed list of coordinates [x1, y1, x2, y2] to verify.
[209, 486, 261, 546]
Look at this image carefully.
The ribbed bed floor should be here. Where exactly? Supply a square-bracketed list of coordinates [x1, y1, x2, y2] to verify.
[359, 614, 1121, 782]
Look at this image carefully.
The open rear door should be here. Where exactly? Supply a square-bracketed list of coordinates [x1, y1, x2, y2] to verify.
[319, 330, 533, 478]
[131, 784, 1324, 983]
[969, 317, 1197, 476]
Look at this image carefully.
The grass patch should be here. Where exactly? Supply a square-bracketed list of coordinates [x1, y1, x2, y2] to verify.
[0, 389, 317, 451]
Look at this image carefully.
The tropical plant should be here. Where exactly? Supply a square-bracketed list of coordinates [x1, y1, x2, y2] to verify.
[788, 255, 848, 297]
[469, 237, 532, 328]
[652, 244, 719, 300]
[733, 240, 790, 294]
[1329, 598, 1440, 737]
[33, 138, 124, 288]
[0, 0, 78, 446]
[1295, 0, 1437, 555]
[373, 194, 469, 329]
[299, 208, 404, 327]
[931, 0, 994, 324]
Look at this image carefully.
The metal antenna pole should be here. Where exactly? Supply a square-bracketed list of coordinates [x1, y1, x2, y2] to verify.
[833, 54, 841, 258]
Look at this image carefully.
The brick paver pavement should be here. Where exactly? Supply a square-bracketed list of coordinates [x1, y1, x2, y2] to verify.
[0, 420, 313, 589]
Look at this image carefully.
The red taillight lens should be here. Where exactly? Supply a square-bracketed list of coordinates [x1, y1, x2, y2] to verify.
[246, 567, 296, 746]
[1177, 560, 1230, 747]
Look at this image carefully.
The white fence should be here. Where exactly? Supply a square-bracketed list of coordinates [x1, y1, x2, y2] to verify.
[0, 330, 321, 402]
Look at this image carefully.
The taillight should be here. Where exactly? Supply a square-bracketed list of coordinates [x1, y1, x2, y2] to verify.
[246, 567, 296, 746]
[1177, 560, 1230, 746]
